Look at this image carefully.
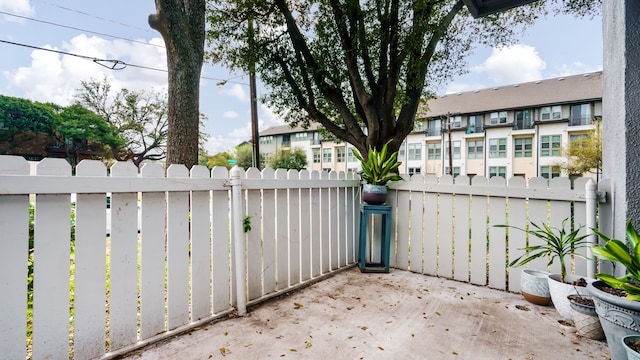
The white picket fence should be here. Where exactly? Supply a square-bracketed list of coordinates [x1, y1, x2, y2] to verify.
[0, 155, 610, 360]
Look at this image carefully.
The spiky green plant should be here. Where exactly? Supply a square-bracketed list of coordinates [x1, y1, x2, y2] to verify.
[497, 218, 591, 283]
[592, 219, 640, 301]
[352, 141, 403, 186]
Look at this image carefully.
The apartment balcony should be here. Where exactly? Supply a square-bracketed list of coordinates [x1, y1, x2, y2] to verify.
[118, 268, 609, 360]
[0, 156, 610, 360]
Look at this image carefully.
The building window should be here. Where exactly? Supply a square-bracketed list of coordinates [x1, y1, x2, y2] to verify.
[515, 109, 533, 129]
[281, 134, 291, 146]
[427, 142, 441, 160]
[408, 143, 422, 160]
[541, 135, 561, 156]
[444, 167, 461, 177]
[450, 115, 462, 128]
[490, 111, 507, 125]
[540, 165, 561, 179]
[445, 140, 461, 159]
[489, 138, 507, 158]
[322, 148, 332, 163]
[514, 137, 533, 158]
[347, 149, 357, 162]
[489, 166, 507, 178]
[468, 114, 483, 133]
[541, 105, 562, 121]
[313, 149, 321, 163]
[427, 119, 442, 136]
[260, 136, 274, 145]
[336, 147, 345, 162]
[408, 167, 421, 176]
[570, 103, 592, 126]
[398, 147, 405, 161]
[467, 140, 483, 159]
[294, 132, 307, 141]
[414, 121, 424, 132]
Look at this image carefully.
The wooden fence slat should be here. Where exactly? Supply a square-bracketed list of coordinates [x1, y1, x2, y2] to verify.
[0, 156, 30, 360]
[395, 182, 411, 271]
[506, 177, 527, 293]
[191, 165, 212, 321]
[320, 171, 330, 274]
[32, 158, 72, 359]
[211, 167, 232, 313]
[439, 175, 454, 279]
[74, 160, 108, 359]
[261, 168, 277, 295]
[299, 171, 312, 281]
[329, 172, 339, 271]
[488, 177, 507, 290]
[288, 170, 301, 285]
[454, 176, 471, 282]
[310, 171, 322, 277]
[275, 169, 289, 289]
[109, 161, 141, 349]
[166, 165, 191, 330]
[527, 177, 552, 272]
[246, 168, 263, 300]
[337, 172, 347, 267]
[470, 176, 488, 286]
[423, 175, 439, 276]
[409, 176, 425, 274]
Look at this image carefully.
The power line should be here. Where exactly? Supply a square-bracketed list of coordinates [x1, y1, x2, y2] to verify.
[0, 39, 246, 84]
[0, 10, 164, 49]
[33, 0, 155, 33]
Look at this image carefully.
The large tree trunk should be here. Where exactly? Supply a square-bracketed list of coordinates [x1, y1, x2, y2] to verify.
[149, 0, 205, 169]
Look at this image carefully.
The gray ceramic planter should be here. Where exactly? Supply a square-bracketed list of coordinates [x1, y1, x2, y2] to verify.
[588, 281, 640, 360]
[623, 335, 640, 360]
[362, 184, 387, 205]
[520, 269, 551, 305]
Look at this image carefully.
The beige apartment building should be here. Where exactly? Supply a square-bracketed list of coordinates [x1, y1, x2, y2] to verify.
[258, 71, 602, 181]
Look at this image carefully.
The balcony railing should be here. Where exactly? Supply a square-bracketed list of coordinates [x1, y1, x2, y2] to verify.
[0, 156, 610, 360]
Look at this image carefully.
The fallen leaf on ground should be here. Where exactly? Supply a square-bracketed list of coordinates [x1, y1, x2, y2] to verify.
[378, 346, 384, 350]
[219, 347, 231, 356]
[515, 304, 530, 311]
[294, 302, 303, 309]
[361, 326, 368, 331]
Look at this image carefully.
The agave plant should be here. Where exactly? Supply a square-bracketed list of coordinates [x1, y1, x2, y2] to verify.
[592, 219, 640, 301]
[352, 141, 403, 186]
[497, 218, 591, 283]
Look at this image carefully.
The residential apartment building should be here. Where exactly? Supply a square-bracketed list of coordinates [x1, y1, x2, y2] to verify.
[258, 71, 602, 181]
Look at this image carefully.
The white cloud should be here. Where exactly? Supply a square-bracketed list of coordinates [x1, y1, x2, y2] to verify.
[223, 111, 238, 119]
[551, 62, 603, 78]
[471, 44, 546, 85]
[0, 0, 34, 19]
[3, 34, 168, 105]
[219, 83, 249, 102]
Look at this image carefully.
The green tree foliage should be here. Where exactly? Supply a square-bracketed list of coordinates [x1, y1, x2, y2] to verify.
[557, 117, 602, 176]
[47, 103, 125, 166]
[236, 143, 254, 169]
[206, 0, 600, 158]
[0, 95, 56, 145]
[75, 77, 169, 167]
[203, 150, 235, 169]
[269, 148, 308, 171]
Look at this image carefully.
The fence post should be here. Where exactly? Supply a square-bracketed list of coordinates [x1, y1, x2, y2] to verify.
[586, 179, 597, 278]
[230, 166, 247, 316]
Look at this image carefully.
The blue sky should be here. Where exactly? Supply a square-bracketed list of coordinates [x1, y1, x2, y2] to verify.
[0, 0, 602, 155]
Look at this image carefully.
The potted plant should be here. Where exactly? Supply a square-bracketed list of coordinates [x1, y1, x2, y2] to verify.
[622, 335, 640, 360]
[589, 220, 640, 360]
[496, 218, 592, 319]
[567, 294, 604, 340]
[352, 141, 402, 205]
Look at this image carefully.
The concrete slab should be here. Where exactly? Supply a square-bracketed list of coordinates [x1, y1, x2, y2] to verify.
[118, 268, 610, 359]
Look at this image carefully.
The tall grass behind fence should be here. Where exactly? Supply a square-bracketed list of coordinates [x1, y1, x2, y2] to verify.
[387, 174, 611, 293]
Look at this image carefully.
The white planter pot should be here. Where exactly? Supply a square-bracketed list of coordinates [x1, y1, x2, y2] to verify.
[548, 273, 592, 320]
[520, 269, 551, 305]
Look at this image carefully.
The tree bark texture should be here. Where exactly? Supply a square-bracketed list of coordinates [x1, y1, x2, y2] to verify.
[149, 0, 205, 168]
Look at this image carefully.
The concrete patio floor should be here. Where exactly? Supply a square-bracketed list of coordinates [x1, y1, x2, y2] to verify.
[118, 267, 610, 360]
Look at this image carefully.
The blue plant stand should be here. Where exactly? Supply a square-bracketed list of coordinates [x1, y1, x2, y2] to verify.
[358, 203, 391, 273]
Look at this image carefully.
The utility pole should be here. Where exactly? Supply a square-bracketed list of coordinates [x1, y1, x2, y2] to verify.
[248, 17, 260, 169]
[447, 112, 453, 176]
